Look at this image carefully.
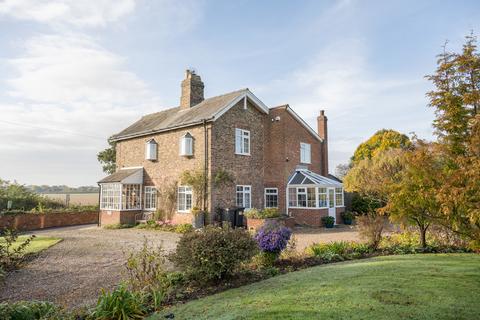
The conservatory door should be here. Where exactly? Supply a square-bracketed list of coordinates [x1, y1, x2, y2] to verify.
[328, 188, 336, 222]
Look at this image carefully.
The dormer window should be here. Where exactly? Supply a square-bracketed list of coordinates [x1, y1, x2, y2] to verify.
[180, 133, 193, 156]
[145, 139, 157, 160]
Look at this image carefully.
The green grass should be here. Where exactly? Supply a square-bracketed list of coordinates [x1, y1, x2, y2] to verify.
[1, 235, 62, 254]
[151, 254, 480, 320]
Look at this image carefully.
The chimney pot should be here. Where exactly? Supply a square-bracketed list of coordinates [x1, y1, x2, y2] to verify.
[180, 69, 204, 108]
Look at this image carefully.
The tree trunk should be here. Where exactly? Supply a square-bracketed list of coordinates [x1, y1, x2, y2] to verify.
[420, 228, 427, 248]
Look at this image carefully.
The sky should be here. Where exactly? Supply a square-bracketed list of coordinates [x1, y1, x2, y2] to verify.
[0, 0, 479, 187]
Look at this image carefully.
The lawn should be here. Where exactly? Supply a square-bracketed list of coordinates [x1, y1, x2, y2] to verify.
[152, 254, 480, 320]
[1, 235, 62, 255]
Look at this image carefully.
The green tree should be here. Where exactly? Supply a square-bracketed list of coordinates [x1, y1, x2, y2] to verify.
[97, 140, 116, 175]
[425, 34, 480, 245]
[386, 141, 442, 248]
[351, 129, 411, 164]
[344, 148, 405, 214]
[426, 34, 479, 156]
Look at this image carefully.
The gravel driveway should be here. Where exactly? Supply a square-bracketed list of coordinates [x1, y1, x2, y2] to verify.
[0, 225, 180, 309]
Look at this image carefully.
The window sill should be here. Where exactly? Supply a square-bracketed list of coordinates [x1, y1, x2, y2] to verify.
[235, 152, 251, 156]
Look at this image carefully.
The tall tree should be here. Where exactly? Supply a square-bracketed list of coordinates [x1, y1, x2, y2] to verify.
[425, 34, 480, 245]
[97, 140, 116, 175]
[351, 129, 411, 164]
[386, 141, 442, 248]
[344, 148, 405, 213]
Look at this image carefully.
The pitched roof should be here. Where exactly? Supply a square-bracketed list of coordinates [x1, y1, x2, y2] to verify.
[98, 168, 143, 183]
[287, 168, 343, 187]
[111, 89, 255, 141]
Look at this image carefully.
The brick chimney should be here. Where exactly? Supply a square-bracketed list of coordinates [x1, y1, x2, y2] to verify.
[180, 69, 204, 109]
[317, 110, 328, 176]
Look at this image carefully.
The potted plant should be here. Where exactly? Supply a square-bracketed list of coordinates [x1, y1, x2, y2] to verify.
[341, 211, 354, 225]
[191, 207, 204, 229]
[321, 216, 335, 228]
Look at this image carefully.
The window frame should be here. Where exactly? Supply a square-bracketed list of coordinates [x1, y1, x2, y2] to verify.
[100, 183, 122, 210]
[236, 185, 252, 209]
[235, 128, 251, 156]
[300, 142, 311, 164]
[144, 186, 157, 211]
[145, 139, 157, 160]
[317, 187, 328, 208]
[179, 133, 193, 156]
[287, 186, 341, 209]
[264, 188, 278, 208]
[177, 186, 193, 213]
[335, 187, 344, 207]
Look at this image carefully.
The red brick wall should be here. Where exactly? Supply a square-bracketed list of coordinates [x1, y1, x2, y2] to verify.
[264, 107, 326, 215]
[0, 212, 98, 231]
[335, 207, 346, 224]
[100, 210, 139, 226]
[211, 100, 266, 209]
[288, 208, 329, 227]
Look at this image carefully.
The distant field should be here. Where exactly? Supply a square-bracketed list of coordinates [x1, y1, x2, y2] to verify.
[41, 193, 99, 206]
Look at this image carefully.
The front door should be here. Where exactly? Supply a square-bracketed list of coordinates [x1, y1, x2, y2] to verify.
[328, 188, 336, 223]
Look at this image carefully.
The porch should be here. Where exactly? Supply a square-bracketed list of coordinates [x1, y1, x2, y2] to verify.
[287, 168, 345, 227]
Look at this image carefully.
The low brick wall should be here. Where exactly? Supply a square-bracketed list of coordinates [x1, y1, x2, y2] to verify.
[288, 208, 329, 227]
[0, 212, 99, 231]
[246, 216, 296, 231]
[100, 210, 139, 226]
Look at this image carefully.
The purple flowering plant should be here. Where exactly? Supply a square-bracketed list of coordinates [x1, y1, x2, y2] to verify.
[254, 221, 292, 254]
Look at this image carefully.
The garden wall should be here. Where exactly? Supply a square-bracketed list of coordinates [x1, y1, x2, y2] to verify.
[0, 212, 99, 231]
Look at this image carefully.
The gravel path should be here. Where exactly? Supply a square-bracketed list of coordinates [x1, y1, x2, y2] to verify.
[0, 224, 360, 309]
[0, 225, 180, 309]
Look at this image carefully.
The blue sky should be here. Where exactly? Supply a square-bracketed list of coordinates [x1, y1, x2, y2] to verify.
[0, 0, 479, 186]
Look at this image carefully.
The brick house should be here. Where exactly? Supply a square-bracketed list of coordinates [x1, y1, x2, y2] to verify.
[98, 70, 345, 226]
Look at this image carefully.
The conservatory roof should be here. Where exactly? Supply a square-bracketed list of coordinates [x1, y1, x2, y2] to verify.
[98, 167, 143, 184]
[287, 168, 343, 188]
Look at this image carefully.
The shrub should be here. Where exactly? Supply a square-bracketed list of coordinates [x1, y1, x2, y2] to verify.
[321, 216, 335, 228]
[254, 221, 292, 254]
[125, 239, 167, 292]
[260, 208, 281, 219]
[0, 300, 62, 319]
[92, 284, 147, 320]
[244, 208, 261, 218]
[307, 241, 373, 261]
[174, 224, 193, 234]
[244, 208, 281, 219]
[357, 214, 384, 249]
[0, 228, 35, 271]
[169, 226, 257, 284]
[341, 211, 354, 225]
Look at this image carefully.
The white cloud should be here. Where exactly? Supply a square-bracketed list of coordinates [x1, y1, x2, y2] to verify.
[0, 32, 162, 185]
[0, 0, 136, 28]
[7, 33, 157, 105]
[258, 38, 433, 174]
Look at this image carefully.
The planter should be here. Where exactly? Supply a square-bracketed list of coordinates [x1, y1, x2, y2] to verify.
[343, 218, 353, 225]
[246, 216, 295, 231]
[321, 216, 335, 229]
[192, 212, 205, 229]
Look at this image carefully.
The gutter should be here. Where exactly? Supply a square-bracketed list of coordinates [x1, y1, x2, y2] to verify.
[203, 119, 208, 216]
